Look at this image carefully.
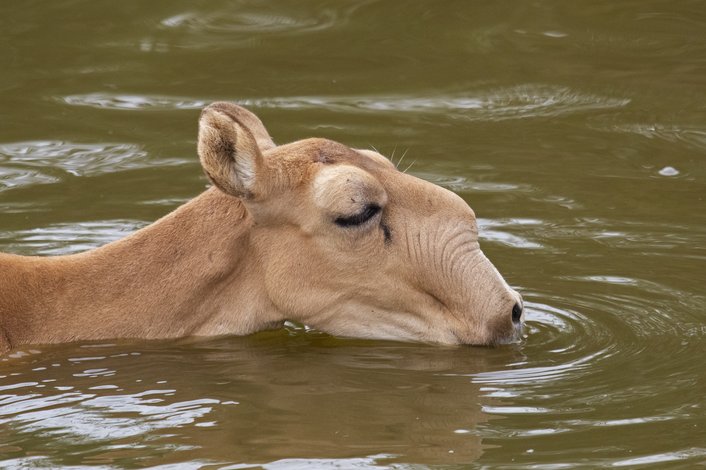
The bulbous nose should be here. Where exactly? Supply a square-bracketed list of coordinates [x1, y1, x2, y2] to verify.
[511, 302, 523, 324]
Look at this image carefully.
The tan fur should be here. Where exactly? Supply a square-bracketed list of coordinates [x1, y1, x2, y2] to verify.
[0, 103, 522, 353]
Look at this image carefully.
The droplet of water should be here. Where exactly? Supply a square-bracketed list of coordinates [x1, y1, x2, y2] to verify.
[658, 166, 679, 176]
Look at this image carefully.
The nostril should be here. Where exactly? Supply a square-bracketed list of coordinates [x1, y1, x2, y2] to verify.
[512, 303, 523, 324]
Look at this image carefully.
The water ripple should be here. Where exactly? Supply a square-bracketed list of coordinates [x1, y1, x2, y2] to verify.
[414, 172, 529, 193]
[60, 85, 628, 121]
[221, 454, 413, 470]
[0, 220, 148, 256]
[239, 85, 630, 121]
[477, 218, 544, 249]
[592, 121, 706, 152]
[611, 448, 706, 467]
[62, 94, 207, 111]
[473, 300, 614, 386]
[0, 167, 57, 190]
[12, 391, 218, 442]
[0, 141, 185, 191]
[160, 8, 338, 35]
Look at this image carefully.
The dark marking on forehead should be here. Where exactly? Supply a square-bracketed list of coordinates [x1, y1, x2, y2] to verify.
[315, 149, 333, 164]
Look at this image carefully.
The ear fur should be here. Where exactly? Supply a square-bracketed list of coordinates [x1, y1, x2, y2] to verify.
[198, 104, 269, 199]
[205, 102, 276, 151]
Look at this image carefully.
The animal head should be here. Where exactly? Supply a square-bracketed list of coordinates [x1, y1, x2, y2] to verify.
[198, 102, 523, 345]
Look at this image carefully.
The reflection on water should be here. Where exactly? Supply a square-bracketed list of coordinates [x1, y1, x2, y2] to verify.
[61, 85, 629, 122]
[62, 94, 208, 111]
[159, 8, 339, 35]
[0, 141, 185, 191]
[0, 335, 502, 467]
[0, 220, 147, 255]
[1, 0, 705, 467]
[593, 122, 706, 152]
[476, 218, 544, 249]
[237, 85, 630, 121]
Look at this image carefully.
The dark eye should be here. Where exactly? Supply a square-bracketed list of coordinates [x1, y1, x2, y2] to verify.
[335, 203, 381, 227]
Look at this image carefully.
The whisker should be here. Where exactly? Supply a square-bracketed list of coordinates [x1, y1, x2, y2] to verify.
[403, 159, 417, 173]
[397, 148, 409, 169]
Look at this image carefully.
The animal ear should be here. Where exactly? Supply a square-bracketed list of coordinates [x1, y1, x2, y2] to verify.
[203, 102, 276, 151]
[198, 104, 272, 199]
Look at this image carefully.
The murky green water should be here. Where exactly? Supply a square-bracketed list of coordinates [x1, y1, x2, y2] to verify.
[1, 1, 705, 468]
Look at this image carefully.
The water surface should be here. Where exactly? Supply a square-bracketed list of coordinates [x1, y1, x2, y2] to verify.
[1, 1, 705, 468]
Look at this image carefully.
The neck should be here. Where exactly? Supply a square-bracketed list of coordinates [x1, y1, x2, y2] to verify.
[0, 188, 283, 352]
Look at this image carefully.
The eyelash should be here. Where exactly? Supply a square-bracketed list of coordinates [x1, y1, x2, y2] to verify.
[334, 204, 381, 227]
